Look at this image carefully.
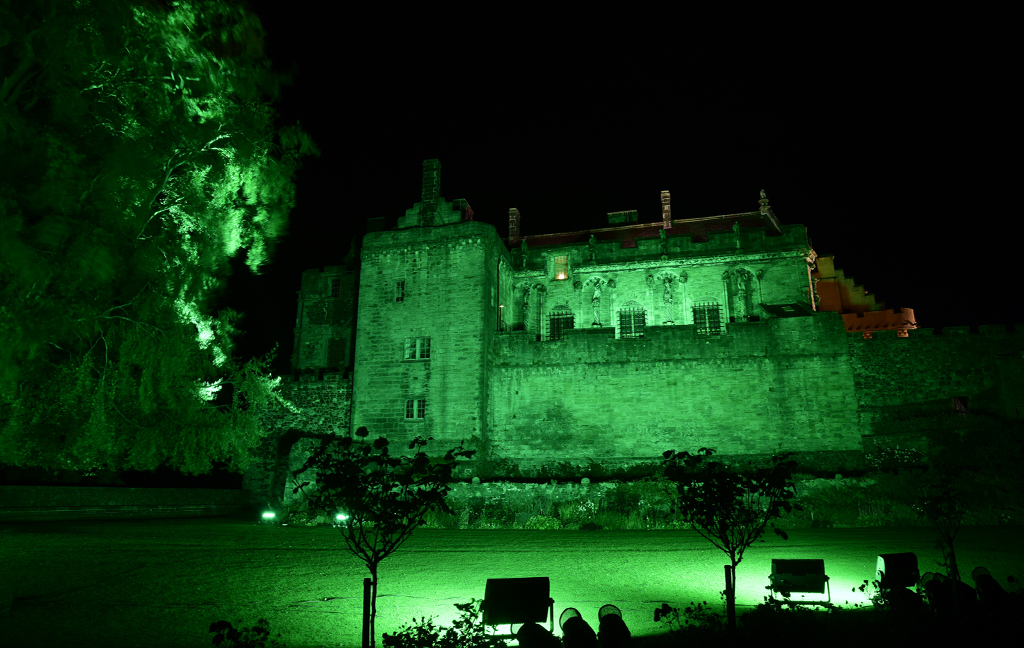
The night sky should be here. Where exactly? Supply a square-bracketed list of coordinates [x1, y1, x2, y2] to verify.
[222, 5, 1015, 378]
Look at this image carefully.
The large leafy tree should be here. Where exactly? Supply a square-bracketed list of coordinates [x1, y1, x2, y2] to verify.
[292, 428, 475, 648]
[0, 0, 318, 475]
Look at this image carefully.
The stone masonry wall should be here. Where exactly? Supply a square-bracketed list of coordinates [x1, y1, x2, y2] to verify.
[848, 324, 1024, 428]
[487, 311, 860, 468]
[352, 221, 509, 451]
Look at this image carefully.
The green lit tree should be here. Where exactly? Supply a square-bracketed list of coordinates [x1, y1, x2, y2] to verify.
[291, 428, 475, 648]
[0, 0, 319, 476]
[658, 448, 801, 630]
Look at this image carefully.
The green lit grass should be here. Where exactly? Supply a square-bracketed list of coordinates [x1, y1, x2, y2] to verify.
[1, 520, 1021, 647]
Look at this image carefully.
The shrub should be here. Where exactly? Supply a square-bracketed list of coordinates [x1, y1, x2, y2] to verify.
[383, 600, 509, 648]
[523, 514, 562, 530]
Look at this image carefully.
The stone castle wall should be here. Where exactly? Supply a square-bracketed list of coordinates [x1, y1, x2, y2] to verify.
[487, 312, 860, 468]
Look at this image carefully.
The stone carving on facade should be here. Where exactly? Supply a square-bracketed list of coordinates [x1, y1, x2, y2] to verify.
[591, 279, 604, 326]
[659, 229, 668, 258]
[520, 285, 531, 330]
[662, 276, 674, 324]
[588, 235, 597, 263]
[520, 239, 529, 269]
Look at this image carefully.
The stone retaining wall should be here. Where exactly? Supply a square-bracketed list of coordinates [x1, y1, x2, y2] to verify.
[0, 486, 253, 522]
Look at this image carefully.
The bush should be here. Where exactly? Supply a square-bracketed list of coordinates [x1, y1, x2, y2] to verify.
[523, 514, 562, 530]
[382, 599, 509, 648]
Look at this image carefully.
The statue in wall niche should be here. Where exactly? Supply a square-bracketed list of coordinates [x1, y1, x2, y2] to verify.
[591, 280, 603, 326]
[663, 276, 674, 324]
[520, 239, 529, 269]
[732, 220, 741, 235]
[520, 287, 530, 330]
[588, 234, 597, 262]
[659, 228, 668, 258]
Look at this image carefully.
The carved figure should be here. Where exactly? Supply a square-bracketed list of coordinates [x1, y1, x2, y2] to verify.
[663, 276, 674, 323]
[659, 228, 668, 255]
[588, 234, 597, 262]
[520, 239, 529, 269]
[591, 281, 603, 326]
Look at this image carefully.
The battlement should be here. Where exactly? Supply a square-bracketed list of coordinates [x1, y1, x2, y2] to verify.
[512, 222, 811, 272]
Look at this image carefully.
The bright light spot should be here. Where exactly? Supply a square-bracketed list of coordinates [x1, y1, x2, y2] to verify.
[197, 378, 223, 401]
[557, 273, 567, 280]
[336, 513, 349, 521]
[262, 512, 275, 519]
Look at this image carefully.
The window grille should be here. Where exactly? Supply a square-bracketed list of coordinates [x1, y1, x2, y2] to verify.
[395, 280, 405, 302]
[404, 337, 430, 360]
[405, 399, 426, 419]
[693, 301, 723, 335]
[554, 255, 569, 280]
[330, 278, 340, 298]
[547, 306, 574, 340]
[618, 306, 646, 339]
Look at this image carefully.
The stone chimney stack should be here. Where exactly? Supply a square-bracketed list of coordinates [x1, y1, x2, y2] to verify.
[420, 159, 441, 224]
[661, 191, 671, 229]
[509, 208, 521, 243]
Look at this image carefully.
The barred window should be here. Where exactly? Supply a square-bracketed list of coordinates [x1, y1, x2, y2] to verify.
[547, 306, 574, 340]
[330, 278, 340, 298]
[554, 255, 569, 280]
[693, 301, 723, 336]
[404, 337, 430, 360]
[618, 303, 646, 339]
[405, 399, 427, 419]
[395, 280, 406, 302]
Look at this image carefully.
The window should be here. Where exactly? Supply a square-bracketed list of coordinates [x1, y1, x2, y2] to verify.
[395, 280, 405, 302]
[404, 337, 431, 360]
[554, 255, 569, 280]
[405, 399, 427, 419]
[693, 301, 723, 336]
[547, 306, 574, 340]
[330, 278, 340, 298]
[618, 304, 646, 339]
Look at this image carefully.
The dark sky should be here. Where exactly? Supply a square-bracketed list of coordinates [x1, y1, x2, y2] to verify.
[222, 4, 1015, 377]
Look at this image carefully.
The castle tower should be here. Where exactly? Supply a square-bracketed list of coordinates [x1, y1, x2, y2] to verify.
[350, 160, 510, 454]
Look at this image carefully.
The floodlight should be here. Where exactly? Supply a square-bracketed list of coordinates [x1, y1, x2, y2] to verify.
[481, 577, 554, 641]
[768, 558, 831, 605]
[876, 553, 919, 590]
[260, 511, 277, 526]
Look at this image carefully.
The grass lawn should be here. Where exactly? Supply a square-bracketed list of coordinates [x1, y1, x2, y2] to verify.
[1, 518, 1021, 647]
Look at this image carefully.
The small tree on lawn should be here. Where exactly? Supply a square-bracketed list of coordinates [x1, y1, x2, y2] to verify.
[659, 448, 801, 630]
[291, 427, 474, 648]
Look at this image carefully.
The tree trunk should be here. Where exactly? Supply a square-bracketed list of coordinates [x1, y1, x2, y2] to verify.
[725, 563, 737, 630]
[369, 563, 379, 648]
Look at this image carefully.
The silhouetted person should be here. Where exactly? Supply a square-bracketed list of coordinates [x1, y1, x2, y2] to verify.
[516, 621, 561, 648]
[559, 608, 598, 648]
[597, 605, 631, 648]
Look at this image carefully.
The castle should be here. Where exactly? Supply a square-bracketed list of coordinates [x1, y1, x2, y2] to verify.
[242, 160, 1024, 507]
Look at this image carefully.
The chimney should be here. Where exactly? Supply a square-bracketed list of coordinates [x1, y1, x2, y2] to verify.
[509, 208, 521, 243]
[420, 159, 441, 224]
[661, 191, 671, 229]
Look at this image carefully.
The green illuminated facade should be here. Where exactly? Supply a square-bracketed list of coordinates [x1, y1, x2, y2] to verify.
[244, 160, 1024, 505]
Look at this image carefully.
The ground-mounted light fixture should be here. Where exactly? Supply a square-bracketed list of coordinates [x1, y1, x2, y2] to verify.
[768, 558, 831, 606]
[260, 511, 279, 526]
[481, 577, 555, 642]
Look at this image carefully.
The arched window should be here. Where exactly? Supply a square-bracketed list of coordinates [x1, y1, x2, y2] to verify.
[618, 301, 646, 339]
[547, 305, 574, 340]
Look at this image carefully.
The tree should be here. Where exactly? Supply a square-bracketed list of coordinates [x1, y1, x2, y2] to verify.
[291, 428, 475, 648]
[0, 0, 318, 476]
[658, 448, 801, 630]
